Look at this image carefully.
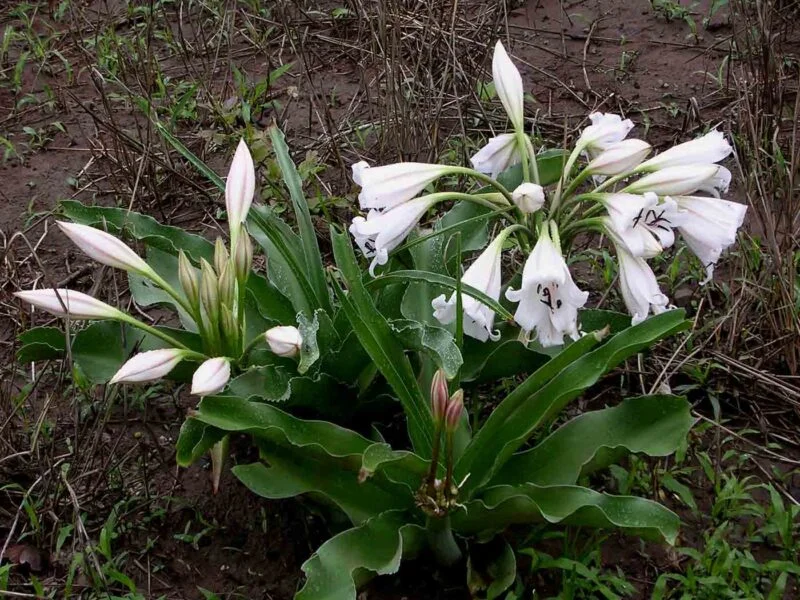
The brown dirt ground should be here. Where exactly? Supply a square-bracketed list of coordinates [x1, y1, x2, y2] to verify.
[1, 0, 798, 598]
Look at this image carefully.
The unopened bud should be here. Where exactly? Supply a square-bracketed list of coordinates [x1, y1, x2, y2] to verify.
[444, 389, 464, 432]
[199, 259, 219, 322]
[265, 325, 302, 358]
[217, 263, 236, 308]
[233, 230, 253, 283]
[219, 303, 238, 341]
[178, 251, 199, 308]
[214, 237, 229, 276]
[430, 369, 449, 423]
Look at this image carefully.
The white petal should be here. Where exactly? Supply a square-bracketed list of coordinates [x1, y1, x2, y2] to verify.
[356, 162, 448, 211]
[14, 288, 124, 320]
[191, 357, 231, 396]
[586, 139, 651, 176]
[57, 222, 151, 275]
[352, 160, 369, 186]
[110, 349, 187, 384]
[226, 139, 256, 226]
[492, 41, 525, 130]
[625, 165, 720, 196]
[579, 112, 634, 151]
[639, 129, 732, 170]
[512, 183, 545, 213]
[470, 133, 521, 179]
[616, 247, 669, 325]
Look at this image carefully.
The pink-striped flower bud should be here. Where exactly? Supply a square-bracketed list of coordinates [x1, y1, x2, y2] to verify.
[444, 389, 464, 432]
[430, 369, 449, 423]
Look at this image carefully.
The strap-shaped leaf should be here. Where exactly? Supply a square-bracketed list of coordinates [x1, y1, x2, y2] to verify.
[17, 326, 66, 363]
[175, 419, 226, 467]
[249, 205, 318, 318]
[360, 442, 429, 493]
[366, 271, 514, 322]
[457, 310, 689, 498]
[490, 395, 693, 487]
[390, 319, 462, 378]
[453, 483, 680, 544]
[269, 126, 332, 314]
[461, 327, 549, 383]
[331, 227, 433, 456]
[296, 510, 423, 600]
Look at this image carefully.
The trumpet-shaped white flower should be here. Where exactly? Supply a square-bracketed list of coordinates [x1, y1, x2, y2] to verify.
[624, 164, 721, 196]
[14, 288, 125, 320]
[226, 139, 256, 228]
[600, 193, 685, 258]
[352, 161, 449, 211]
[265, 325, 303, 357]
[505, 230, 588, 347]
[470, 133, 522, 179]
[492, 40, 525, 131]
[432, 234, 505, 342]
[191, 357, 231, 396]
[578, 112, 634, 154]
[110, 348, 188, 384]
[57, 222, 153, 276]
[350, 195, 438, 275]
[638, 129, 732, 171]
[674, 195, 747, 284]
[512, 183, 545, 214]
[615, 245, 670, 325]
[586, 139, 651, 176]
[696, 165, 731, 198]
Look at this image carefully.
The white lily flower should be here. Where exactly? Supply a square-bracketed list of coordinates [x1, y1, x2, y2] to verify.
[57, 222, 153, 276]
[615, 245, 670, 325]
[225, 139, 256, 228]
[586, 139, 651, 176]
[624, 164, 721, 196]
[191, 357, 231, 396]
[511, 183, 545, 214]
[674, 195, 747, 284]
[578, 112, 634, 154]
[110, 348, 188, 384]
[470, 133, 522, 179]
[353, 161, 450, 211]
[696, 165, 731, 198]
[14, 288, 126, 320]
[350, 195, 438, 275]
[638, 129, 732, 171]
[432, 234, 505, 342]
[600, 193, 685, 258]
[265, 325, 303, 358]
[505, 229, 588, 347]
[492, 40, 525, 131]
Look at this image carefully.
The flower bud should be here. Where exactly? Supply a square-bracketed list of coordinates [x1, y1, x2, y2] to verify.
[226, 138, 256, 228]
[199, 259, 219, 322]
[214, 237, 229, 276]
[109, 348, 188, 384]
[14, 288, 126, 320]
[190, 357, 231, 396]
[624, 164, 720, 196]
[232, 230, 253, 283]
[217, 263, 236, 308]
[178, 251, 199, 309]
[430, 369, 449, 423]
[219, 303, 238, 342]
[265, 325, 302, 358]
[586, 139, 651, 176]
[444, 389, 464, 432]
[511, 183, 545, 214]
[56, 221, 153, 277]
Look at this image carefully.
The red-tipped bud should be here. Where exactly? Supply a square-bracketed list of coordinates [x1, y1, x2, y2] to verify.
[430, 369, 449, 423]
[444, 389, 464, 432]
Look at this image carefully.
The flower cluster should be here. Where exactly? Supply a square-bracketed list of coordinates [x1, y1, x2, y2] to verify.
[15, 140, 302, 396]
[348, 41, 746, 345]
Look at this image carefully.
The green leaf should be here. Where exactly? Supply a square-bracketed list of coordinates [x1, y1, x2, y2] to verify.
[457, 310, 689, 498]
[17, 327, 66, 363]
[496, 148, 568, 190]
[454, 483, 680, 544]
[175, 419, 226, 467]
[245, 271, 297, 325]
[58, 200, 213, 263]
[460, 326, 549, 383]
[390, 319, 462, 379]
[128, 247, 196, 330]
[154, 121, 225, 191]
[367, 270, 514, 323]
[296, 510, 423, 600]
[248, 205, 318, 317]
[331, 227, 433, 456]
[489, 395, 694, 487]
[579, 309, 631, 335]
[467, 539, 517, 600]
[269, 126, 332, 313]
[359, 442, 429, 493]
